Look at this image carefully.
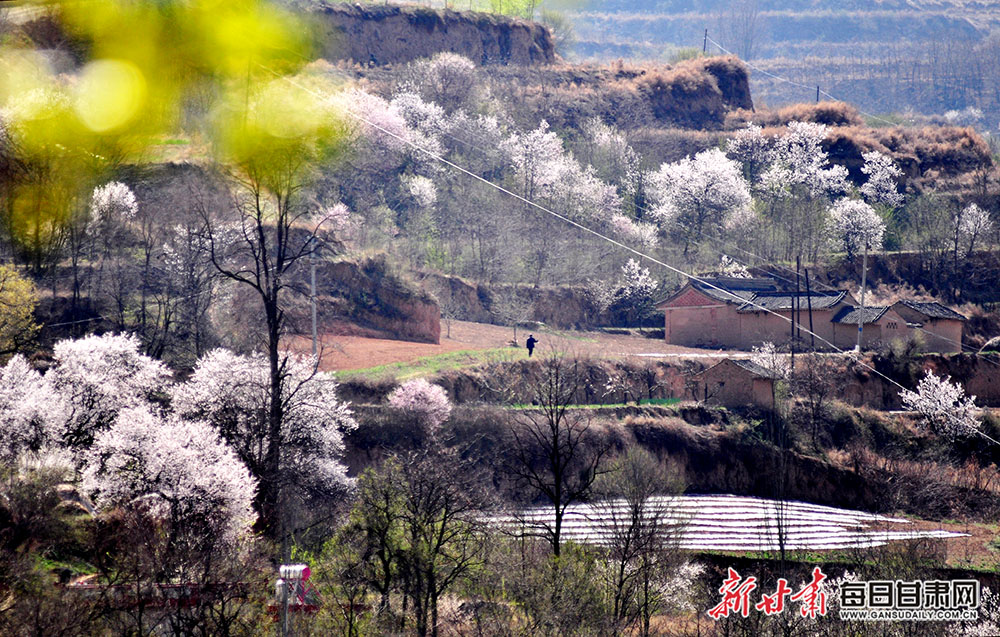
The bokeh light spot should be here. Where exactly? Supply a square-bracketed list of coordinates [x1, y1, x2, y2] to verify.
[74, 59, 147, 132]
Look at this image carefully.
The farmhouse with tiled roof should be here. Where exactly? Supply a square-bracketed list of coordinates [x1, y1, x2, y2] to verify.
[656, 276, 964, 352]
[691, 358, 783, 409]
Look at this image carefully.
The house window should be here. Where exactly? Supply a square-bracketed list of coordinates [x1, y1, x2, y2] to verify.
[888, 322, 897, 330]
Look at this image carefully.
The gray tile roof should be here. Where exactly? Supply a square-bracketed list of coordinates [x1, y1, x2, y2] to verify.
[694, 358, 783, 380]
[730, 359, 785, 379]
[692, 277, 779, 303]
[894, 300, 967, 321]
[662, 276, 853, 312]
[832, 306, 890, 325]
[737, 291, 847, 313]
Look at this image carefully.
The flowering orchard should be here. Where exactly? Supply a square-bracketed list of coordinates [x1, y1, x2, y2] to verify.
[1, 333, 355, 545]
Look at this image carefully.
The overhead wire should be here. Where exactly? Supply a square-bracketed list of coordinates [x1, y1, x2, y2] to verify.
[704, 35, 901, 128]
[702, 34, 999, 363]
[258, 64, 922, 392]
[253, 53, 997, 442]
[330, 53, 995, 370]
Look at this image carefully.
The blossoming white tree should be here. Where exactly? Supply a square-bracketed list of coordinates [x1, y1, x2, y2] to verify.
[615, 258, 659, 327]
[725, 122, 771, 186]
[0, 354, 67, 463]
[390, 91, 448, 154]
[547, 159, 621, 226]
[609, 214, 658, 249]
[88, 181, 138, 235]
[899, 371, 981, 438]
[406, 52, 479, 112]
[387, 378, 453, 431]
[828, 198, 885, 258]
[171, 348, 357, 499]
[581, 118, 644, 214]
[403, 174, 438, 209]
[859, 150, 904, 209]
[750, 341, 790, 379]
[760, 122, 849, 260]
[762, 122, 848, 199]
[501, 120, 564, 203]
[955, 202, 993, 258]
[500, 119, 621, 283]
[82, 406, 257, 548]
[50, 333, 171, 448]
[828, 199, 885, 349]
[648, 148, 752, 258]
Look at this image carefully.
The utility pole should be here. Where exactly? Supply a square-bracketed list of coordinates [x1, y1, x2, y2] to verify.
[703, 29, 708, 54]
[789, 285, 796, 375]
[816, 85, 820, 103]
[795, 256, 802, 342]
[805, 268, 815, 349]
[276, 577, 289, 637]
[857, 241, 869, 353]
[310, 237, 318, 358]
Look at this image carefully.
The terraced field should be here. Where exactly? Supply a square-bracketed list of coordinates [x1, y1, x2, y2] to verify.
[496, 494, 967, 552]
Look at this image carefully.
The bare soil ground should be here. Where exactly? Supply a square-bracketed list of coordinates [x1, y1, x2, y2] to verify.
[287, 320, 743, 372]
[924, 519, 1000, 570]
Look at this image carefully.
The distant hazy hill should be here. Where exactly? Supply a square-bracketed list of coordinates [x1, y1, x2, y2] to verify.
[569, 0, 995, 59]
[564, 0, 1000, 122]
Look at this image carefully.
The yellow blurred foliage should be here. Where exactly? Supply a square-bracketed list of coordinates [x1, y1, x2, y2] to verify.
[0, 265, 40, 357]
[1, 0, 344, 250]
[74, 59, 147, 133]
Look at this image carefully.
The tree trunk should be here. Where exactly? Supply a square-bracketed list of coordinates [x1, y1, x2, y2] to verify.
[260, 298, 285, 541]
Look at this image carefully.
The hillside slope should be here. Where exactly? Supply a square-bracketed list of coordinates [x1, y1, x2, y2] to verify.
[309, 2, 555, 65]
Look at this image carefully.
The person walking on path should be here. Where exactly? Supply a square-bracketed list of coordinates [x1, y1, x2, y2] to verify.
[526, 334, 537, 357]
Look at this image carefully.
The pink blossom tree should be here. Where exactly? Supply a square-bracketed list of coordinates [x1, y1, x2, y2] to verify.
[387, 378, 452, 431]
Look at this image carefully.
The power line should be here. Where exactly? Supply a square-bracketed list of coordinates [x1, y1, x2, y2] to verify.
[246, 45, 994, 430]
[315, 58, 998, 373]
[261, 65, 924, 394]
[705, 35, 900, 128]
[249, 61, 1000, 443]
[699, 35, 1000, 363]
[663, 33, 993, 363]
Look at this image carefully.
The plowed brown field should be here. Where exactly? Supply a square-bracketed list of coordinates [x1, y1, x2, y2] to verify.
[285, 320, 739, 372]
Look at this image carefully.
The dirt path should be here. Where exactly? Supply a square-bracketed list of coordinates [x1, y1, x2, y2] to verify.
[286, 320, 745, 372]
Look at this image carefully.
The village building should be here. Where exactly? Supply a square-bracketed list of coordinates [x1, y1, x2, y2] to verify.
[830, 305, 910, 350]
[656, 277, 965, 352]
[890, 300, 967, 353]
[691, 358, 782, 410]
